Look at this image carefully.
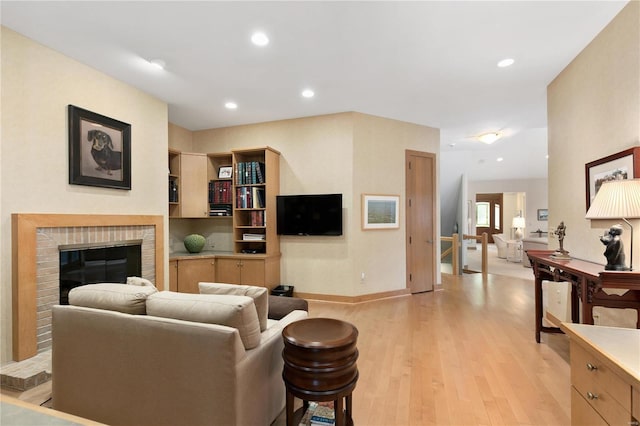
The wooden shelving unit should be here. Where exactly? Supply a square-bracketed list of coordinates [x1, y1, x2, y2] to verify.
[168, 149, 180, 218]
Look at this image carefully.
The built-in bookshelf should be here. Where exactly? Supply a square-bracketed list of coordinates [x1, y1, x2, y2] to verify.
[232, 147, 280, 255]
[207, 153, 233, 217]
[168, 149, 180, 218]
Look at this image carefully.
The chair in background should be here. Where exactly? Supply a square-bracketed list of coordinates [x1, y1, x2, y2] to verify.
[492, 233, 508, 259]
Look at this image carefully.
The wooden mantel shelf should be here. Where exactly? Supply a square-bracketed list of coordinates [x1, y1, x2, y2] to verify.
[11, 213, 164, 361]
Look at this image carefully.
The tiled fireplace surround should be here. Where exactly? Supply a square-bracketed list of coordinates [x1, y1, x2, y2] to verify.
[11, 214, 164, 362]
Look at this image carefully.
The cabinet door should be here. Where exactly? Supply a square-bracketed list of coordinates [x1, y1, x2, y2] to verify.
[215, 258, 242, 284]
[177, 258, 216, 293]
[169, 260, 178, 291]
[571, 387, 607, 426]
[239, 258, 266, 286]
[180, 153, 208, 218]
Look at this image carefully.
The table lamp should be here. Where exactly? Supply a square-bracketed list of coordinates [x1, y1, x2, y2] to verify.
[585, 179, 640, 271]
[512, 216, 526, 240]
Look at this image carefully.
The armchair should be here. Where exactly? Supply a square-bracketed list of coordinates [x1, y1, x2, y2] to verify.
[492, 233, 508, 259]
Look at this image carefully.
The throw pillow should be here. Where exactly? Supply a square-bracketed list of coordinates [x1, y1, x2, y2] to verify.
[198, 282, 268, 331]
[127, 276, 156, 287]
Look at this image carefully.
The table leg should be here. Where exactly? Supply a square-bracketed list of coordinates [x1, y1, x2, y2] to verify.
[345, 394, 353, 425]
[335, 397, 345, 426]
[286, 390, 294, 426]
[571, 283, 579, 323]
[535, 276, 543, 343]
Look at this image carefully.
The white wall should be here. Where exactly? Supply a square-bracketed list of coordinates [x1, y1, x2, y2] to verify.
[0, 27, 168, 364]
[191, 112, 440, 297]
[547, 1, 639, 327]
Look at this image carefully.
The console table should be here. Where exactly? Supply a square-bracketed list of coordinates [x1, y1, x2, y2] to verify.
[527, 250, 640, 343]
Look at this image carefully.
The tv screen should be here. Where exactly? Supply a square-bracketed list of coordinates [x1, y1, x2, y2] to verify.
[277, 194, 343, 236]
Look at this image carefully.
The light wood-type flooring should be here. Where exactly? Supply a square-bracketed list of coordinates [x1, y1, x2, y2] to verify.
[4, 272, 571, 425]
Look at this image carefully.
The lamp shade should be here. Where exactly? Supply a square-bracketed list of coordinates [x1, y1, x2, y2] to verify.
[586, 179, 640, 219]
[512, 216, 526, 228]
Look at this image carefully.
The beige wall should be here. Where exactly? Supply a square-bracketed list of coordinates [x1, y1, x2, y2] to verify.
[0, 27, 169, 364]
[168, 122, 193, 152]
[192, 112, 439, 296]
[547, 2, 639, 326]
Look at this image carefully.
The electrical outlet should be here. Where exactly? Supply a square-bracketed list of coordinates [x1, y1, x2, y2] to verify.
[361, 272, 365, 281]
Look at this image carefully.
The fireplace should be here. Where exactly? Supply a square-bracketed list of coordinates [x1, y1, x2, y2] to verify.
[12, 214, 164, 361]
[59, 241, 142, 305]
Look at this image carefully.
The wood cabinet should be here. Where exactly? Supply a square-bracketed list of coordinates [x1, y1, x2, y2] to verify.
[180, 153, 209, 218]
[168, 147, 281, 289]
[215, 256, 279, 289]
[170, 257, 216, 294]
[561, 323, 639, 426]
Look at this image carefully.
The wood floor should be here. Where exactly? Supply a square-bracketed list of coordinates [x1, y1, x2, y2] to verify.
[3, 272, 571, 425]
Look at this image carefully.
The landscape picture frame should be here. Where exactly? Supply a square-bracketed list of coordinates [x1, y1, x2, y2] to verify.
[68, 105, 131, 190]
[585, 147, 640, 211]
[537, 209, 548, 221]
[362, 194, 400, 230]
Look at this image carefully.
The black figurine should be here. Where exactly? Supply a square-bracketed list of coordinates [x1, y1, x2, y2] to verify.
[600, 224, 629, 271]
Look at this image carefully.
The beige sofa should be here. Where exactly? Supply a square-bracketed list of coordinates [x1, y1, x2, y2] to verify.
[52, 283, 308, 426]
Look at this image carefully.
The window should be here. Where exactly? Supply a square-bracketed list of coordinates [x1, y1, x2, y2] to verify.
[494, 204, 501, 230]
[476, 202, 489, 227]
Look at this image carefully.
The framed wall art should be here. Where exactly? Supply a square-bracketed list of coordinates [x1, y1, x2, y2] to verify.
[362, 194, 400, 230]
[585, 147, 640, 211]
[218, 166, 233, 179]
[537, 209, 548, 221]
[68, 105, 131, 190]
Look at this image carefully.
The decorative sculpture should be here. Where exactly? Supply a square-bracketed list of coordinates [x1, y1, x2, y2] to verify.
[551, 221, 571, 260]
[600, 224, 629, 270]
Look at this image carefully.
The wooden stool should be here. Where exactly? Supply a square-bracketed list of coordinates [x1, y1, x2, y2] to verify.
[282, 318, 359, 426]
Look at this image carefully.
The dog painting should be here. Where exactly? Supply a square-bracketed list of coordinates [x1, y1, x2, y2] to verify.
[87, 129, 122, 175]
[69, 105, 131, 189]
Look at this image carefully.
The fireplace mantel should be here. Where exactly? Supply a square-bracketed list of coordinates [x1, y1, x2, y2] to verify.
[12, 213, 164, 361]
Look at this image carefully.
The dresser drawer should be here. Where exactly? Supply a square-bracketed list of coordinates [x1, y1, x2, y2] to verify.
[572, 386, 608, 426]
[571, 341, 631, 425]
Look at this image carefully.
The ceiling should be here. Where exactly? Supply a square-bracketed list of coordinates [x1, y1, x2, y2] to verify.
[1, 1, 629, 180]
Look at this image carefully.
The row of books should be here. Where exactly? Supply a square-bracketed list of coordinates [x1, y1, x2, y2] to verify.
[236, 186, 265, 209]
[209, 204, 232, 217]
[298, 402, 335, 426]
[236, 161, 265, 185]
[242, 233, 265, 241]
[209, 180, 232, 204]
[246, 210, 265, 227]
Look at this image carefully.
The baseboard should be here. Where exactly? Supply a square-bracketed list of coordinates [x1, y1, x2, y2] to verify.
[295, 288, 411, 304]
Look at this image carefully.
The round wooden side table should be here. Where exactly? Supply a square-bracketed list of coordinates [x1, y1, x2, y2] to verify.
[282, 318, 359, 426]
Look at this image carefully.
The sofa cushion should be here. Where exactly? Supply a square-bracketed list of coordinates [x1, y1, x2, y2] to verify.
[146, 291, 261, 349]
[69, 283, 157, 315]
[198, 282, 268, 331]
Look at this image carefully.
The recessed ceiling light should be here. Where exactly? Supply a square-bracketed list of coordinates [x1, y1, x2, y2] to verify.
[478, 132, 501, 144]
[149, 59, 166, 70]
[301, 89, 315, 98]
[448, 143, 456, 147]
[251, 32, 269, 46]
[496, 157, 504, 162]
[497, 58, 515, 68]
[225, 102, 238, 110]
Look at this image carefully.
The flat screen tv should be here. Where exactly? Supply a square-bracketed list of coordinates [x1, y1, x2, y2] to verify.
[277, 194, 343, 236]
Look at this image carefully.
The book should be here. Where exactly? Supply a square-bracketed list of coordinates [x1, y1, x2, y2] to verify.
[309, 404, 335, 425]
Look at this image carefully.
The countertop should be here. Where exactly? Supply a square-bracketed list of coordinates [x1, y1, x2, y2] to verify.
[169, 250, 277, 260]
[560, 322, 640, 388]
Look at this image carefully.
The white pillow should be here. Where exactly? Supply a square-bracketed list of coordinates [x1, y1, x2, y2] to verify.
[127, 276, 156, 287]
[69, 283, 157, 315]
[198, 282, 268, 331]
[146, 291, 261, 350]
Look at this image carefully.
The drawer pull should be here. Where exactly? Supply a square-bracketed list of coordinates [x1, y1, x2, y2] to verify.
[586, 391, 598, 400]
[586, 363, 598, 371]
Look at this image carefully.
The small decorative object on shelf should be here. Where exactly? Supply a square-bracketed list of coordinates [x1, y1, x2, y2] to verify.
[551, 221, 571, 260]
[599, 224, 629, 270]
[183, 234, 206, 253]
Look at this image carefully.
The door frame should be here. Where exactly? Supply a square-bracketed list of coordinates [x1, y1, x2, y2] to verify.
[405, 150, 437, 292]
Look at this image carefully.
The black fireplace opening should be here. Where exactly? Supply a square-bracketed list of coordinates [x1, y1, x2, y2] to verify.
[59, 242, 142, 305]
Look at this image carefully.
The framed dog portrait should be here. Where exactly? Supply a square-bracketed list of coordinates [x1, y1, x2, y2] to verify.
[68, 105, 131, 190]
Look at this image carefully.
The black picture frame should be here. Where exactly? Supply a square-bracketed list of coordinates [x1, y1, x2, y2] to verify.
[68, 105, 131, 190]
[585, 147, 640, 211]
